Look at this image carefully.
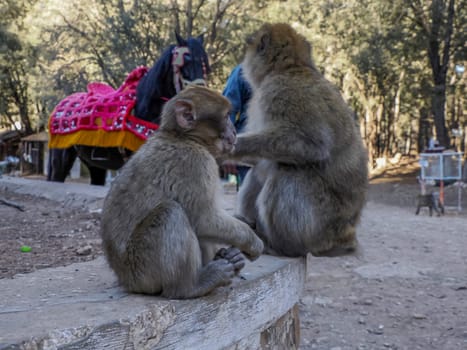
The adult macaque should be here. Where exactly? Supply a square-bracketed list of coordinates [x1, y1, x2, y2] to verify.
[230, 23, 368, 257]
[100, 85, 264, 299]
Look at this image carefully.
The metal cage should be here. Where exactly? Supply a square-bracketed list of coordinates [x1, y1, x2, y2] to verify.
[418, 151, 464, 212]
[419, 151, 463, 181]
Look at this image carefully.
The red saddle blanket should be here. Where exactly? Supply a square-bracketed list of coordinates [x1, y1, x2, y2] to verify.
[48, 66, 159, 152]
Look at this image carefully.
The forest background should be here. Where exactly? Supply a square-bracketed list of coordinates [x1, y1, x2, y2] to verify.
[1, 0, 466, 168]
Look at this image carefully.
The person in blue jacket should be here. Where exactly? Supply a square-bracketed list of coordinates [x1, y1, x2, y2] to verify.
[222, 64, 252, 187]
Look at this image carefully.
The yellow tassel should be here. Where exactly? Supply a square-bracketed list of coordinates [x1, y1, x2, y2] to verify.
[48, 130, 146, 152]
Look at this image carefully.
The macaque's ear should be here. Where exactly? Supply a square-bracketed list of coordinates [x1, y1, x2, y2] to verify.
[174, 100, 196, 129]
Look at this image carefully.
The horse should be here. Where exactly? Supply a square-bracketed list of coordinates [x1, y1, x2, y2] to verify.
[47, 33, 210, 186]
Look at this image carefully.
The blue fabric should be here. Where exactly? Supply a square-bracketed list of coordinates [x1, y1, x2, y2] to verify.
[222, 65, 252, 187]
[236, 165, 250, 184]
[222, 65, 252, 134]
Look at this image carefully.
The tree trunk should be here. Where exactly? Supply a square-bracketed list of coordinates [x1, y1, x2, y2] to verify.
[365, 106, 376, 168]
[411, 0, 456, 149]
[431, 83, 450, 147]
[376, 103, 384, 158]
[427, 0, 455, 148]
[392, 70, 405, 154]
[404, 121, 412, 155]
[417, 107, 430, 153]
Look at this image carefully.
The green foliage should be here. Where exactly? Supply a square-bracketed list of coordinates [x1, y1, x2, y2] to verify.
[0, 0, 38, 134]
[0, 0, 465, 161]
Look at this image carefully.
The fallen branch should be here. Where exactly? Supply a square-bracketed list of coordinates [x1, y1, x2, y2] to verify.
[0, 198, 25, 211]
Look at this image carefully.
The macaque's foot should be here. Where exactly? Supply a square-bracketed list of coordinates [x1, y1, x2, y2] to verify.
[214, 246, 246, 273]
[203, 258, 236, 288]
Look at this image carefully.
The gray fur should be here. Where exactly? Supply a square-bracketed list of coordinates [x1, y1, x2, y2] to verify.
[233, 23, 368, 257]
[100, 86, 263, 298]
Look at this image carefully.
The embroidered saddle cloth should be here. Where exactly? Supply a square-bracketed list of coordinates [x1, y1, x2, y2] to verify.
[48, 66, 159, 152]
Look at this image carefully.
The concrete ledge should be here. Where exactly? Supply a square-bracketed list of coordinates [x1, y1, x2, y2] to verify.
[0, 177, 107, 211]
[1, 177, 305, 348]
[0, 255, 305, 349]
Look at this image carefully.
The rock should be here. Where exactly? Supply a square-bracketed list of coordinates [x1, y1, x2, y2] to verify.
[75, 245, 92, 256]
[367, 325, 384, 335]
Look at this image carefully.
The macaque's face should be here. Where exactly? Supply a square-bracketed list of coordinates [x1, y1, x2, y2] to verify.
[190, 104, 236, 156]
[164, 85, 236, 156]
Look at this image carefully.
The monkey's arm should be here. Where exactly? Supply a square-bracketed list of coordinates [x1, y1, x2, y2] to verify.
[232, 126, 333, 165]
[195, 211, 263, 259]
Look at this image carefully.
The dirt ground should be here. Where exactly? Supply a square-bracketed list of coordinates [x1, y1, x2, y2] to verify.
[1, 158, 467, 349]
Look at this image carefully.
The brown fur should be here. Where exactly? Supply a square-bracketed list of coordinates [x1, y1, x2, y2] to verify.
[100, 85, 263, 298]
[231, 23, 368, 257]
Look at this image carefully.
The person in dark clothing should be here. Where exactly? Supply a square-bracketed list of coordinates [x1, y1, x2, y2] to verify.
[222, 65, 252, 186]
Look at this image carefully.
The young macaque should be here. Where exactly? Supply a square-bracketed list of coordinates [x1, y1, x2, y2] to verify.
[100, 85, 263, 299]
